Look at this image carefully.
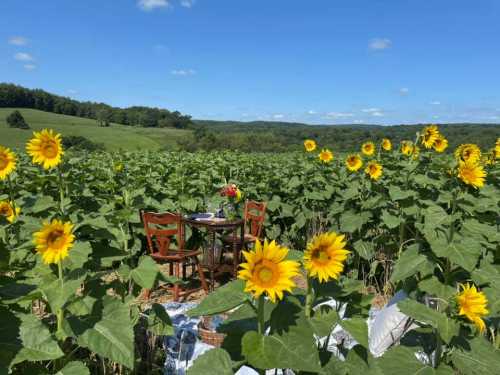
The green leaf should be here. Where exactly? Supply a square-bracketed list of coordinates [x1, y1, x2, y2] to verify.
[418, 277, 456, 300]
[425, 231, 481, 272]
[340, 210, 371, 233]
[0, 306, 22, 369]
[451, 337, 500, 375]
[130, 256, 161, 289]
[187, 348, 234, 375]
[398, 299, 459, 344]
[390, 246, 432, 283]
[66, 242, 92, 269]
[31, 195, 56, 213]
[242, 329, 321, 373]
[56, 361, 90, 375]
[353, 240, 375, 261]
[187, 280, 249, 317]
[311, 309, 340, 337]
[147, 303, 174, 336]
[41, 269, 87, 312]
[339, 317, 368, 348]
[69, 296, 135, 369]
[381, 210, 402, 229]
[11, 314, 64, 365]
[388, 186, 413, 201]
[377, 346, 435, 375]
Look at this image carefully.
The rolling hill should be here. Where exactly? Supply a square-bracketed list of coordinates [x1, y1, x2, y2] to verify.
[0, 108, 191, 151]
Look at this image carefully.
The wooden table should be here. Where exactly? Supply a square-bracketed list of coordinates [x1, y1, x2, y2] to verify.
[183, 217, 244, 290]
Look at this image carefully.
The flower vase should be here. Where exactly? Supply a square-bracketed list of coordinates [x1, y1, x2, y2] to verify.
[223, 202, 238, 221]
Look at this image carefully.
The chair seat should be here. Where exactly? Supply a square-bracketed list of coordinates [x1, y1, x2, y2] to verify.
[150, 249, 201, 261]
[222, 233, 257, 244]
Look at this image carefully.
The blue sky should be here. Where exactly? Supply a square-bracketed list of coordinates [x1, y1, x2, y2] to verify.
[1, 0, 500, 125]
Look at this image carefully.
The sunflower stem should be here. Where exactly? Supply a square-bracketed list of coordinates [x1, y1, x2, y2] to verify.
[56, 260, 64, 338]
[58, 166, 66, 219]
[257, 295, 265, 335]
[6, 174, 17, 214]
[305, 276, 314, 318]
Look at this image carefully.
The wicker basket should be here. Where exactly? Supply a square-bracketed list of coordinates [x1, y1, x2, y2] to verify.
[198, 315, 227, 347]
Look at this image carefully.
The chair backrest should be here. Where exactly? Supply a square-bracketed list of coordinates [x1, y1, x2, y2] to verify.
[141, 211, 184, 256]
[244, 200, 267, 238]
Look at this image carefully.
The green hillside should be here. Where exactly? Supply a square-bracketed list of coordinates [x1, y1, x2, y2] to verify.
[0, 108, 191, 151]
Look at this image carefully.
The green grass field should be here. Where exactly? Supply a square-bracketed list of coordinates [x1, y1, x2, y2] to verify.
[0, 108, 191, 151]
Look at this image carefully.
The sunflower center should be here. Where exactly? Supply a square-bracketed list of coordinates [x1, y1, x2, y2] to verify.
[370, 165, 377, 173]
[0, 205, 11, 216]
[312, 247, 331, 265]
[42, 142, 58, 158]
[0, 156, 7, 170]
[254, 260, 279, 287]
[47, 229, 65, 248]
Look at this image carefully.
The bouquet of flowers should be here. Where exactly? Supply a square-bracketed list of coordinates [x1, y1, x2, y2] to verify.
[220, 184, 242, 219]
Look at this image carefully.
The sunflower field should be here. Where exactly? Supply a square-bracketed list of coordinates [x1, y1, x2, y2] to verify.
[0, 127, 499, 374]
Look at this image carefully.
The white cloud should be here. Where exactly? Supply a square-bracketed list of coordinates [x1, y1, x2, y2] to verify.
[67, 89, 78, 95]
[138, 0, 169, 11]
[8, 36, 28, 46]
[361, 107, 380, 113]
[325, 112, 355, 119]
[430, 101, 441, 105]
[307, 110, 316, 115]
[171, 69, 196, 76]
[180, 0, 195, 8]
[273, 114, 284, 119]
[14, 52, 34, 61]
[399, 87, 409, 95]
[23, 64, 36, 70]
[371, 111, 384, 117]
[353, 119, 365, 124]
[369, 38, 391, 50]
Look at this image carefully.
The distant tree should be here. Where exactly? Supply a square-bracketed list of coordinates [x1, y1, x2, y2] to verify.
[6, 110, 30, 129]
[96, 109, 112, 127]
[62, 136, 104, 152]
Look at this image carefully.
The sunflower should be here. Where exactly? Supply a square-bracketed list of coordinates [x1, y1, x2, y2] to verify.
[421, 125, 440, 148]
[495, 138, 500, 159]
[303, 232, 350, 283]
[433, 135, 448, 153]
[365, 161, 383, 180]
[318, 149, 333, 163]
[345, 154, 363, 172]
[456, 283, 489, 333]
[361, 141, 375, 156]
[26, 129, 64, 169]
[0, 146, 16, 180]
[304, 139, 317, 152]
[381, 138, 392, 151]
[114, 163, 124, 172]
[33, 219, 75, 264]
[454, 144, 481, 163]
[482, 150, 496, 166]
[238, 239, 300, 303]
[401, 141, 414, 156]
[0, 201, 20, 223]
[457, 161, 486, 189]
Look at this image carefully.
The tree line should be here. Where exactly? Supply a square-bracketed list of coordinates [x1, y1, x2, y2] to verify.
[0, 83, 192, 129]
[183, 120, 500, 152]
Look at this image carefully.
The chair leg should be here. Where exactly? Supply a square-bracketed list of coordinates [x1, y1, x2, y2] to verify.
[173, 262, 181, 302]
[182, 263, 186, 279]
[169, 263, 173, 276]
[195, 258, 209, 295]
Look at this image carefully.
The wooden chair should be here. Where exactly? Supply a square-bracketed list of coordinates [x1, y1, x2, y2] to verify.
[141, 211, 209, 301]
[222, 200, 267, 250]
